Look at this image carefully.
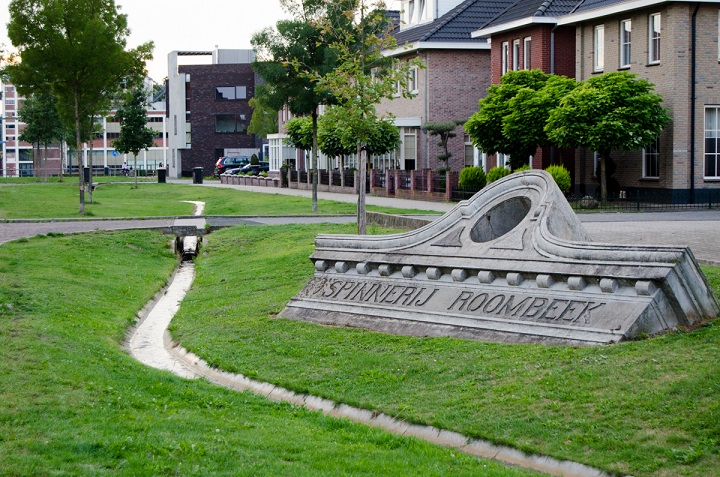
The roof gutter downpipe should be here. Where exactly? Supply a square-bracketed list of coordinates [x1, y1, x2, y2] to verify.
[691, 3, 699, 204]
[550, 24, 559, 74]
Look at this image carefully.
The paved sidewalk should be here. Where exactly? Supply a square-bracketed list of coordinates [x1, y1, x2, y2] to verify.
[2, 180, 718, 265]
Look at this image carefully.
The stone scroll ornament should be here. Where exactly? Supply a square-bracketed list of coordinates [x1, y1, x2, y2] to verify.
[280, 171, 719, 345]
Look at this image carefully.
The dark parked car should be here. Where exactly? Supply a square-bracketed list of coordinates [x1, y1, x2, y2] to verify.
[215, 156, 250, 175]
[236, 162, 269, 176]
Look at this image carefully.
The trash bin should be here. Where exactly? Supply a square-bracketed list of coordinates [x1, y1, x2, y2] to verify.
[157, 168, 167, 183]
[104, 166, 109, 176]
[192, 167, 203, 184]
[83, 167, 90, 183]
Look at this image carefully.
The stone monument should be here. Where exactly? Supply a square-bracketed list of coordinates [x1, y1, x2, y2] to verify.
[280, 171, 719, 345]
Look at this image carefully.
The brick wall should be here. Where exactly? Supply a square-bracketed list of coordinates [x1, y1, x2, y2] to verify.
[574, 4, 720, 196]
[179, 64, 258, 173]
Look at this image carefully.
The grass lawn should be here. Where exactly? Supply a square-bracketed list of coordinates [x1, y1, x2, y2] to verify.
[0, 181, 437, 219]
[0, 229, 535, 476]
[170, 224, 720, 477]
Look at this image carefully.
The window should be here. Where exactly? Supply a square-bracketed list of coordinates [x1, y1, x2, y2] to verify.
[523, 37, 531, 69]
[407, 66, 418, 93]
[594, 25, 604, 72]
[620, 19, 632, 67]
[216, 86, 247, 101]
[705, 106, 720, 178]
[642, 139, 660, 178]
[464, 134, 475, 167]
[401, 127, 417, 169]
[215, 114, 247, 133]
[501, 42, 509, 75]
[649, 13, 661, 64]
[512, 39, 520, 71]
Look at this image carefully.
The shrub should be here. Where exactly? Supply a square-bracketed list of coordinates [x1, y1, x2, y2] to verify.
[514, 164, 531, 172]
[250, 154, 260, 165]
[459, 166, 486, 191]
[486, 166, 511, 184]
[545, 164, 571, 192]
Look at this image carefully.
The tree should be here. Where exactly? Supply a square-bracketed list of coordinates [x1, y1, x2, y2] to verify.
[309, 0, 420, 233]
[247, 85, 279, 138]
[465, 70, 576, 170]
[252, 0, 342, 213]
[6, 0, 153, 213]
[284, 116, 314, 151]
[422, 120, 464, 171]
[17, 93, 64, 180]
[113, 87, 155, 189]
[546, 71, 670, 200]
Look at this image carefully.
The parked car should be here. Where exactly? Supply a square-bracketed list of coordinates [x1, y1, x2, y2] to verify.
[237, 162, 269, 176]
[215, 156, 250, 175]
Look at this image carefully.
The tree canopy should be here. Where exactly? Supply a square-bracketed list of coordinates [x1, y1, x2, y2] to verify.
[113, 87, 156, 189]
[18, 93, 64, 176]
[546, 71, 670, 198]
[6, 0, 152, 212]
[465, 70, 576, 170]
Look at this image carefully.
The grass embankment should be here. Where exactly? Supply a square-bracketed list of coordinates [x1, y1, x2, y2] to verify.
[171, 224, 720, 477]
[0, 230, 532, 476]
[0, 181, 437, 219]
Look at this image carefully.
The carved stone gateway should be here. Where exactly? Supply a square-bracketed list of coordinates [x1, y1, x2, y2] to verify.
[280, 171, 719, 345]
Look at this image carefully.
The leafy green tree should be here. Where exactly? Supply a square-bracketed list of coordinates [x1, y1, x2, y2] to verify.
[113, 87, 155, 189]
[6, 0, 152, 213]
[284, 116, 314, 151]
[252, 0, 342, 212]
[309, 0, 420, 233]
[247, 85, 279, 138]
[546, 71, 670, 200]
[17, 93, 64, 179]
[423, 120, 464, 171]
[465, 70, 576, 170]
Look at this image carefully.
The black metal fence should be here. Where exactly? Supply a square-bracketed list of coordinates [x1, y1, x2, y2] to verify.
[451, 186, 720, 210]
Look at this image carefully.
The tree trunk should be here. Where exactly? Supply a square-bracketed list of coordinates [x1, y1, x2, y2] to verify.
[600, 149, 609, 202]
[311, 109, 319, 213]
[133, 151, 138, 189]
[340, 155, 345, 188]
[43, 143, 48, 182]
[358, 144, 367, 235]
[75, 94, 84, 215]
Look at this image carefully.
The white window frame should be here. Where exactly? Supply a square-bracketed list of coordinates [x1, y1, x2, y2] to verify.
[620, 19, 632, 68]
[642, 139, 660, 178]
[501, 42, 509, 75]
[649, 13, 661, 64]
[704, 106, 720, 179]
[594, 25, 605, 72]
[512, 39, 520, 71]
[523, 37, 531, 69]
[407, 65, 418, 94]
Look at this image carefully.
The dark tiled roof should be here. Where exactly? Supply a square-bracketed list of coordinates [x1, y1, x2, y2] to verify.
[481, 0, 581, 30]
[394, 0, 515, 45]
[568, 0, 631, 15]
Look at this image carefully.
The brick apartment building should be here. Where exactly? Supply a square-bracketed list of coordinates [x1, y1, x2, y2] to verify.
[472, 0, 720, 199]
[1, 79, 167, 177]
[166, 49, 263, 178]
[375, 0, 515, 172]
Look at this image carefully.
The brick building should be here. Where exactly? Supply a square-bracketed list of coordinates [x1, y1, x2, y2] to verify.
[470, 0, 579, 172]
[375, 0, 515, 172]
[1, 79, 167, 177]
[471, 0, 720, 199]
[166, 49, 263, 177]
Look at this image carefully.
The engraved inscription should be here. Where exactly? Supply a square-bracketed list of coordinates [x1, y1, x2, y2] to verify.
[299, 277, 607, 325]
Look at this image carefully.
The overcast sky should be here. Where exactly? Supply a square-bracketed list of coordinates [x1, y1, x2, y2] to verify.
[2, 0, 402, 83]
